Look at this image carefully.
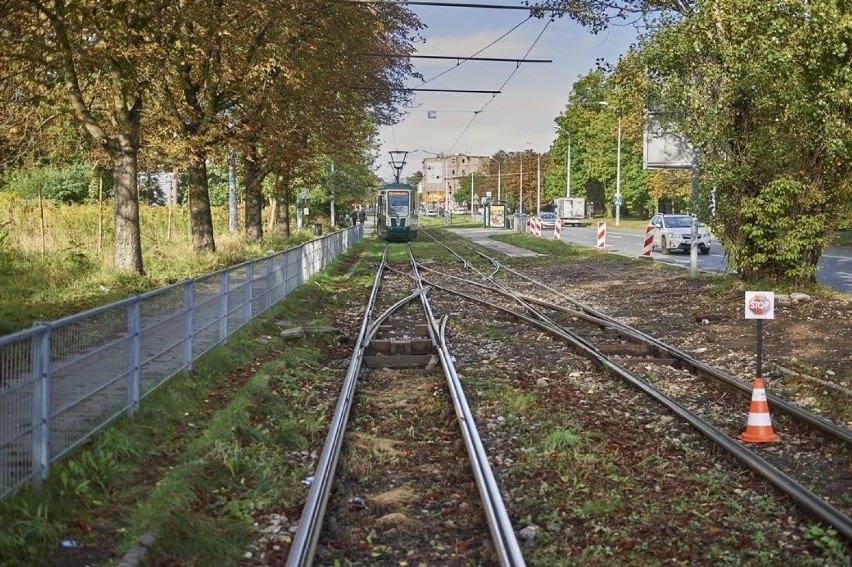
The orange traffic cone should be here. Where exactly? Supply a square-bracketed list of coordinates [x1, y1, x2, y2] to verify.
[739, 377, 780, 443]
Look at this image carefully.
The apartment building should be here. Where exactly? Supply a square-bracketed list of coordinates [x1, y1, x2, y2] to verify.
[420, 154, 489, 211]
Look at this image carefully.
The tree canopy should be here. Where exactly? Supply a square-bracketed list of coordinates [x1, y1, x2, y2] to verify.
[639, 0, 851, 282]
[0, 0, 421, 271]
[541, 0, 850, 284]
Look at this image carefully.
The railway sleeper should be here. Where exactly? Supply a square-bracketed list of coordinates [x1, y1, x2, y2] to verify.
[598, 343, 682, 368]
[365, 324, 438, 368]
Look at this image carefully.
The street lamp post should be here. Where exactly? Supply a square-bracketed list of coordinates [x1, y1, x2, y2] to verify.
[489, 157, 502, 203]
[536, 152, 541, 215]
[599, 102, 622, 226]
[525, 141, 540, 215]
[519, 157, 523, 214]
[470, 171, 474, 216]
[616, 115, 622, 225]
[497, 163, 501, 202]
[553, 124, 572, 197]
[444, 156, 450, 225]
[566, 132, 571, 198]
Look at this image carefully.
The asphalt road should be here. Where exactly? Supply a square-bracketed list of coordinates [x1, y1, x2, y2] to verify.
[548, 224, 851, 295]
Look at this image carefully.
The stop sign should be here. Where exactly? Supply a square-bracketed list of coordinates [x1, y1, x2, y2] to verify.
[745, 291, 775, 319]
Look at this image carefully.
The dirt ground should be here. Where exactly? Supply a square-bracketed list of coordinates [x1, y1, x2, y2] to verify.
[521, 256, 852, 427]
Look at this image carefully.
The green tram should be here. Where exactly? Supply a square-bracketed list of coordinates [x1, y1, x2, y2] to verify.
[376, 182, 418, 242]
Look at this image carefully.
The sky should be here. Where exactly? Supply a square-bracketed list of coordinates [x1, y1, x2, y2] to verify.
[374, 1, 640, 183]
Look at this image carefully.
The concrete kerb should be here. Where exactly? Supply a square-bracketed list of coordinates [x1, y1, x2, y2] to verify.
[116, 533, 156, 567]
[447, 228, 541, 258]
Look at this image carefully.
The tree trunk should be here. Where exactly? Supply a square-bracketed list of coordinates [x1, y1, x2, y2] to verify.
[243, 155, 264, 240]
[113, 147, 144, 274]
[187, 150, 216, 252]
[284, 182, 291, 238]
[272, 174, 288, 237]
[267, 197, 277, 233]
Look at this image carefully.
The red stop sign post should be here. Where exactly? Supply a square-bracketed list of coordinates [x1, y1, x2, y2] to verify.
[744, 291, 775, 377]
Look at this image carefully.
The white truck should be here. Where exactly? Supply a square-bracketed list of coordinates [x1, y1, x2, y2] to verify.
[554, 197, 586, 227]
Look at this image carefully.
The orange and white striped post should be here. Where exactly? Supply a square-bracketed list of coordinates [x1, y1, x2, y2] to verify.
[532, 217, 541, 237]
[641, 224, 654, 257]
[596, 221, 606, 249]
[552, 221, 561, 240]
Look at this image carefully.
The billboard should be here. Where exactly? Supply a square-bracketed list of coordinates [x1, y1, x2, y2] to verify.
[643, 112, 695, 170]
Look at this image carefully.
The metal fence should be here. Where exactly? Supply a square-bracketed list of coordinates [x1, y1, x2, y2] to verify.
[0, 225, 363, 500]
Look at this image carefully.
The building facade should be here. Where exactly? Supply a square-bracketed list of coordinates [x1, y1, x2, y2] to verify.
[420, 154, 490, 212]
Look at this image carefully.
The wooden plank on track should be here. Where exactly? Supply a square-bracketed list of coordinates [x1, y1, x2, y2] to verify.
[363, 354, 435, 369]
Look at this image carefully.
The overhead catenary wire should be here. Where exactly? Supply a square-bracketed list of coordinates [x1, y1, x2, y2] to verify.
[374, 54, 551, 63]
[417, 16, 534, 88]
[361, 0, 560, 177]
[345, 0, 578, 14]
[366, 10, 536, 155]
[442, 17, 553, 154]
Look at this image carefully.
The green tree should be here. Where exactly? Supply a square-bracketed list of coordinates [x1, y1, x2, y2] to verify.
[2, 164, 94, 203]
[456, 171, 489, 210]
[641, 0, 852, 283]
[227, 1, 420, 238]
[406, 171, 424, 187]
[0, 0, 163, 274]
[551, 65, 649, 219]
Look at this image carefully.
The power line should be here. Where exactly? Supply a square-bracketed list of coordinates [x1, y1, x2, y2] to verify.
[345, 0, 576, 13]
[353, 87, 502, 94]
[367, 54, 552, 64]
[418, 15, 532, 88]
[444, 17, 553, 154]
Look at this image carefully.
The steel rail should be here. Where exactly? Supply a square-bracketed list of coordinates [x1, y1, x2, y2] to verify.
[411, 246, 852, 540]
[515, 293, 852, 446]
[286, 249, 389, 567]
[408, 246, 526, 566]
[364, 287, 427, 343]
[430, 229, 852, 446]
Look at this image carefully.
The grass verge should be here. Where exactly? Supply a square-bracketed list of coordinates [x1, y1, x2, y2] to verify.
[0, 241, 375, 567]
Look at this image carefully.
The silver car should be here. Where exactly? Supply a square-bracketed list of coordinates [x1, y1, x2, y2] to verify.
[650, 214, 711, 255]
[539, 212, 557, 229]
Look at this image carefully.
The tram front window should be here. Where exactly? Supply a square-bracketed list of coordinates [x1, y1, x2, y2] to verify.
[387, 192, 410, 217]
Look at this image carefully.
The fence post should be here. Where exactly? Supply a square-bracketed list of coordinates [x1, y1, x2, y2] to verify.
[31, 323, 51, 486]
[321, 235, 329, 270]
[266, 257, 273, 311]
[127, 297, 141, 415]
[183, 281, 195, 372]
[219, 271, 229, 344]
[245, 263, 254, 323]
[282, 250, 290, 297]
[298, 244, 306, 287]
[275, 252, 287, 303]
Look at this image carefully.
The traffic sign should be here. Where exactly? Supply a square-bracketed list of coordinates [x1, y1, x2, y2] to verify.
[745, 291, 775, 319]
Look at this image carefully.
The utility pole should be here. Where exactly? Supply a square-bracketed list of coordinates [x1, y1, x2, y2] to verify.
[536, 152, 541, 216]
[566, 133, 571, 198]
[519, 157, 523, 214]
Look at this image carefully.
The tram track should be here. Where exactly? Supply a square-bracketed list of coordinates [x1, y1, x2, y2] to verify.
[415, 229, 852, 541]
[245, 230, 852, 564]
[286, 246, 524, 566]
[22, 227, 851, 566]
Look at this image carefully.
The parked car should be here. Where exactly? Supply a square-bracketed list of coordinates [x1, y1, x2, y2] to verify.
[425, 210, 438, 217]
[650, 214, 711, 255]
[452, 207, 467, 215]
[539, 212, 557, 229]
